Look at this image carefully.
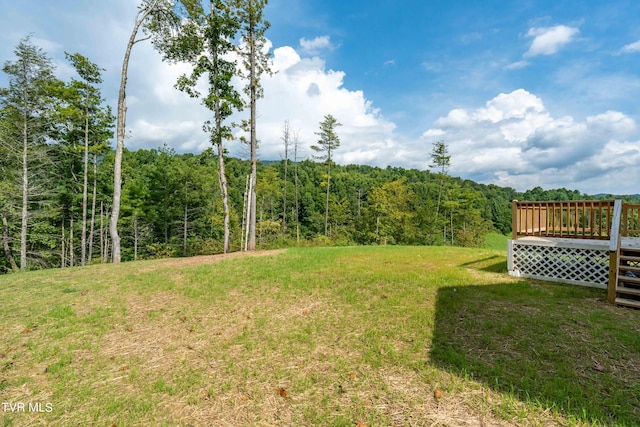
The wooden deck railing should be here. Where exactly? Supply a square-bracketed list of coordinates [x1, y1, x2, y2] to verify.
[511, 200, 616, 240]
[621, 204, 640, 237]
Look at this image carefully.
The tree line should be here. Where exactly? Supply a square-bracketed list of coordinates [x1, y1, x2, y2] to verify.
[1, 114, 619, 274]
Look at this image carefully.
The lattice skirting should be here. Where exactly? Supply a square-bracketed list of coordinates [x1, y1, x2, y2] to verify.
[508, 240, 609, 289]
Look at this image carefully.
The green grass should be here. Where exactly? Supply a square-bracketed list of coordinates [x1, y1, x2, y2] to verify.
[0, 246, 639, 426]
[484, 232, 510, 250]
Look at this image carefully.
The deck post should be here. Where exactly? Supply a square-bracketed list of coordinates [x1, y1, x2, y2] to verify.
[607, 200, 623, 304]
[511, 200, 518, 240]
[608, 251, 618, 304]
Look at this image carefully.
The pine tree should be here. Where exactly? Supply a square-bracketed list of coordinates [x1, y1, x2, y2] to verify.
[61, 53, 113, 265]
[430, 140, 450, 229]
[311, 114, 341, 237]
[0, 37, 58, 270]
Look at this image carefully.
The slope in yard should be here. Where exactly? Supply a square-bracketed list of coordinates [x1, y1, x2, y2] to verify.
[0, 246, 638, 426]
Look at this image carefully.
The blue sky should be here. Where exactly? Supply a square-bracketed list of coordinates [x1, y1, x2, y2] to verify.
[1, 0, 640, 194]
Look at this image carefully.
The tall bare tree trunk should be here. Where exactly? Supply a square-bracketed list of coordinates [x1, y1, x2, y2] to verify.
[241, 175, 248, 251]
[104, 235, 110, 263]
[134, 214, 138, 261]
[61, 220, 66, 268]
[20, 94, 28, 270]
[451, 211, 454, 246]
[244, 176, 253, 251]
[103, 210, 110, 263]
[2, 215, 18, 271]
[217, 141, 231, 253]
[202, 1, 232, 254]
[100, 201, 105, 263]
[111, 8, 153, 263]
[247, 0, 258, 251]
[81, 100, 89, 266]
[282, 121, 289, 234]
[69, 217, 74, 267]
[293, 131, 300, 242]
[209, 1, 227, 253]
[88, 154, 97, 263]
[324, 156, 331, 237]
[183, 203, 188, 256]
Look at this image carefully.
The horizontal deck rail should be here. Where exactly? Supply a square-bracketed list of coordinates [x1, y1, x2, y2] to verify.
[512, 200, 616, 240]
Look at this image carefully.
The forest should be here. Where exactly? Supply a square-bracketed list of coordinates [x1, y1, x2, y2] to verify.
[0, 130, 614, 273]
[1, 1, 634, 273]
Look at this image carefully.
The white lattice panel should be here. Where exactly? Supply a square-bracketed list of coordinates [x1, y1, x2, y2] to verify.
[509, 240, 609, 288]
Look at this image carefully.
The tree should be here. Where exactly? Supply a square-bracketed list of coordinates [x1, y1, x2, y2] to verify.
[292, 129, 303, 241]
[163, 0, 244, 254]
[281, 120, 290, 234]
[430, 140, 450, 227]
[0, 37, 58, 270]
[110, 0, 199, 263]
[0, 112, 18, 271]
[365, 179, 417, 245]
[234, 0, 271, 251]
[311, 114, 341, 237]
[449, 184, 490, 247]
[63, 53, 113, 266]
[256, 165, 281, 243]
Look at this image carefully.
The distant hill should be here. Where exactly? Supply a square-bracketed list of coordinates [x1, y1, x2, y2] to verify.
[592, 193, 640, 199]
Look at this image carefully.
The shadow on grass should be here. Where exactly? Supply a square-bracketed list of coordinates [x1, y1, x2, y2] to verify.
[430, 280, 640, 425]
[459, 255, 507, 273]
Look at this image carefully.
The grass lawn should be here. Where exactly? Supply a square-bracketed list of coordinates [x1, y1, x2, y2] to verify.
[484, 232, 509, 251]
[1, 246, 639, 426]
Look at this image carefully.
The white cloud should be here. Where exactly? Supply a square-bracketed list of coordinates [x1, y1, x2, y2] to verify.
[434, 109, 471, 128]
[130, 119, 206, 152]
[122, 43, 211, 152]
[231, 45, 398, 165]
[620, 40, 640, 54]
[299, 36, 334, 55]
[472, 89, 546, 124]
[271, 46, 301, 71]
[422, 129, 445, 138]
[524, 25, 580, 57]
[86, 26, 400, 170]
[421, 89, 640, 193]
[504, 60, 530, 70]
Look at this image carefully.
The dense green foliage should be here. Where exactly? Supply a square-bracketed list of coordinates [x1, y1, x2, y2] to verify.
[1, 134, 622, 273]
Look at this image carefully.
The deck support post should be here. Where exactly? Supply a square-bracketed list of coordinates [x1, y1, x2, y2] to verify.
[608, 250, 618, 304]
[607, 200, 623, 304]
[511, 200, 518, 240]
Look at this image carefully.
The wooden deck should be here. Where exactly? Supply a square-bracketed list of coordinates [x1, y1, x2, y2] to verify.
[510, 200, 640, 307]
